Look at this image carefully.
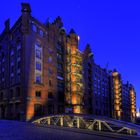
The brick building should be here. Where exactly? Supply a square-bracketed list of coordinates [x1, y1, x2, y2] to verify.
[92, 63, 111, 117]
[0, 3, 83, 121]
[0, 3, 137, 122]
[110, 70, 136, 122]
[83, 44, 94, 114]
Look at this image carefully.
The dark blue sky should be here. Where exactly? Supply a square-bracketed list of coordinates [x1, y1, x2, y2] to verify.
[0, 0, 140, 107]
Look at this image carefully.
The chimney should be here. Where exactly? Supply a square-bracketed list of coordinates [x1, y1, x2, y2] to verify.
[21, 3, 31, 33]
[21, 3, 31, 14]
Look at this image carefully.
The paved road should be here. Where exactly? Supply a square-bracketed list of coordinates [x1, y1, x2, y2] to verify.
[0, 120, 140, 140]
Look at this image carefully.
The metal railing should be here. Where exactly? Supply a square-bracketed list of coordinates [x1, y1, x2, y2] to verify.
[32, 114, 137, 135]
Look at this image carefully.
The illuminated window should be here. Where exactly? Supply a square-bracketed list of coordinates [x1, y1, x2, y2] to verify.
[36, 50, 41, 59]
[36, 62, 41, 71]
[67, 58, 70, 63]
[16, 43, 21, 57]
[39, 29, 44, 37]
[57, 53, 63, 61]
[48, 48, 53, 53]
[35, 43, 41, 48]
[32, 24, 37, 32]
[48, 56, 52, 62]
[57, 44, 62, 52]
[36, 74, 41, 83]
[57, 63, 63, 70]
[10, 50, 14, 56]
[67, 48, 71, 54]
[17, 43, 21, 50]
[35, 91, 41, 98]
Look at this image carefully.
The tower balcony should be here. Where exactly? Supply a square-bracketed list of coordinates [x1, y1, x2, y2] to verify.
[67, 62, 82, 67]
[71, 91, 84, 96]
[67, 72, 83, 78]
[67, 53, 82, 60]
[70, 81, 83, 86]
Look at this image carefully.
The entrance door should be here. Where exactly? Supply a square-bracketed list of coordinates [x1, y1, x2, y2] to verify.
[0, 106, 5, 119]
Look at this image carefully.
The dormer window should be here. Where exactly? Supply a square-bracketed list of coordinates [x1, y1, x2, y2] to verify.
[39, 29, 44, 37]
[23, 8, 27, 11]
[32, 24, 37, 32]
[36, 62, 41, 71]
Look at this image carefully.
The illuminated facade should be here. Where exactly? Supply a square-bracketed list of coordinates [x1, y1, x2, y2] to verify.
[0, 3, 137, 122]
[129, 86, 136, 122]
[136, 108, 140, 124]
[136, 108, 140, 117]
[111, 70, 122, 120]
[0, 3, 84, 120]
[65, 30, 84, 114]
[111, 70, 136, 122]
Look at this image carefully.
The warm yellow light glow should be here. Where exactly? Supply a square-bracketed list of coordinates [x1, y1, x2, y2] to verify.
[66, 42, 83, 114]
[112, 71, 122, 119]
[129, 88, 136, 121]
[112, 72, 119, 76]
[78, 36, 80, 41]
[72, 94, 77, 105]
[137, 112, 140, 117]
[115, 105, 120, 111]
[74, 106, 81, 113]
[117, 111, 121, 117]
[115, 100, 119, 104]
